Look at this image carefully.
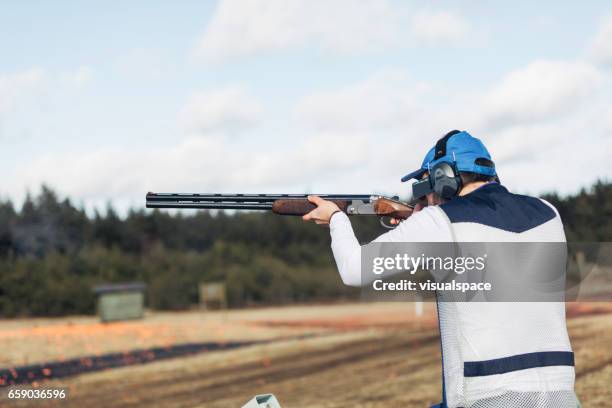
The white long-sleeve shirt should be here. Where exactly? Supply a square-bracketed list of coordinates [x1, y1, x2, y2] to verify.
[329, 206, 453, 286]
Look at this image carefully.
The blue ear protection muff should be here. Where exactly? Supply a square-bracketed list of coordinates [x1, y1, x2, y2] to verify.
[411, 130, 463, 200]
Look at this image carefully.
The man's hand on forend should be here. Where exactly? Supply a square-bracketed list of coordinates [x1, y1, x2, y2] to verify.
[302, 195, 341, 225]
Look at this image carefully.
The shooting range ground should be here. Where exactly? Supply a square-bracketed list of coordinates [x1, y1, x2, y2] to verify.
[0, 301, 610, 407]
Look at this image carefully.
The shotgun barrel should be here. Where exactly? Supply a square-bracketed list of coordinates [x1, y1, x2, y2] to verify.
[146, 193, 375, 210]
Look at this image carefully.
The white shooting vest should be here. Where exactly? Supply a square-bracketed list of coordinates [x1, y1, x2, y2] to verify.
[435, 184, 577, 408]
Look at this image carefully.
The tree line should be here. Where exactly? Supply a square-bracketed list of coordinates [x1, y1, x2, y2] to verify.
[0, 181, 609, 317]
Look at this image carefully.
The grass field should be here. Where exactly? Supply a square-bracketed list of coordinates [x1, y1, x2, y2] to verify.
[0, 302, 611, 407]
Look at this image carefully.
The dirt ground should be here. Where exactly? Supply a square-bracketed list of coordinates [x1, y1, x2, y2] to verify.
[0, 302, 610, 407]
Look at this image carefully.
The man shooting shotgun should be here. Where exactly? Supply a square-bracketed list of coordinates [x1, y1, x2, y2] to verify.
[303, 130, 578, 408]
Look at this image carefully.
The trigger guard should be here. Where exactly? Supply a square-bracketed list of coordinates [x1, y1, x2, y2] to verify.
[379, 216, 397, 229]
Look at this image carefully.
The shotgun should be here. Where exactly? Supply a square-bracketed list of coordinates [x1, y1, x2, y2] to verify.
[146, 193, 414, 226]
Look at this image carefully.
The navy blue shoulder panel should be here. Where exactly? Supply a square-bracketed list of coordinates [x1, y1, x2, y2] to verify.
[439, 183, 556, 233]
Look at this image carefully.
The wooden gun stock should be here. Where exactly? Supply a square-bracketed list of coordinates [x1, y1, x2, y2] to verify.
[373, 197, 413, 220]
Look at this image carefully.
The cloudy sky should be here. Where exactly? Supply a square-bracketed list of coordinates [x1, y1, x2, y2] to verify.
[2, 1, 612, 212]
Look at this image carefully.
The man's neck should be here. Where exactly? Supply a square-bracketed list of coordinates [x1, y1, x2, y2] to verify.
[458, 181, 489, 196]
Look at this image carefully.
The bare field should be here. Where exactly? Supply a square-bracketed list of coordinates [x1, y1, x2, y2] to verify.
[0, 302, 611, 407]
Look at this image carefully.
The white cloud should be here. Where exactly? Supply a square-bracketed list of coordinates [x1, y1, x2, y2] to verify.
[0, 68, 46, 113]
[197, 0, 469, 61]
[290, 62, 612, 196]
[7, 59, 611, 211]
[588, 16, 612, 66]
[481, 60, 603, 128]
[4, 55, 610, 212]
[0, 66, 96, 117]
[11, 130, 374, 212]
[178, 86, 263, 134]
[410, 11, 469, 45]
[294, 71, 433, 131]
[485, 116, 611, 195]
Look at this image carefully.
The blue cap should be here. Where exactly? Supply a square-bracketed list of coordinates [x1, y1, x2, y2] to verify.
[400, 130, 496, 182]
